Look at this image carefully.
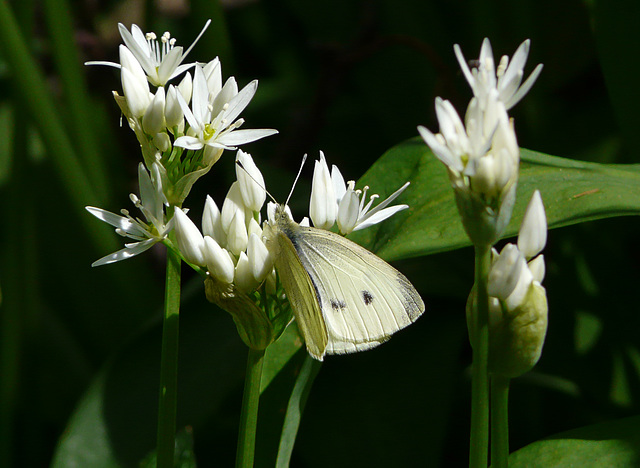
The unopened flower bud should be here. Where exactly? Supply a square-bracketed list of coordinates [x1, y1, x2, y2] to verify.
[173, 209, 206, 266]
[236, 150, 266, 212]
[203, 236, 235, 283]
[203, 195, 227, 247]
[489, 281, 548, 378]
[227, 210, 248, 256]
[235, 251, 259, 293]
[518, 190, 547, 259]
[143, 87, 166, 135]
[165, 85, 184, 128]
[310, 152, 337, 230]
[247, 233, 273, 283]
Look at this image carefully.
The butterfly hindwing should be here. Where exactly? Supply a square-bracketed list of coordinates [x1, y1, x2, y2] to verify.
[270, 226, 329, 360]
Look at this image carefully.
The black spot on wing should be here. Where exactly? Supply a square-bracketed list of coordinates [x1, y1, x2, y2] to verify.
[362, 290, 374, 305]
[331, 299, 347, 311]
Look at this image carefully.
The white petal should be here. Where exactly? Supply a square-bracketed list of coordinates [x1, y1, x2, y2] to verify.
[142, 87, 166, 135]
[220, 80, 257, 125]
[353, 204, 408, 232]
[217, 128, 278, 147]
[85, 206, 146, 237]
[191, 65, 210, 125]
[488, 243, 526, 301]
[227, 210, 249, 256]
[155, 46, 184, 86]
[91, 238, 158, 267]
[174, 135, 204, 150]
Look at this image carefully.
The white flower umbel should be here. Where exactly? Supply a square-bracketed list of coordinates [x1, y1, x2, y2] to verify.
[86, 20, 212, 87]
[418, 91, 518, 245]
[454, 38, 543, 111]
[174, 65, 278, 152]
[86, 163, 171, 267]
[309, 152, 410, 235]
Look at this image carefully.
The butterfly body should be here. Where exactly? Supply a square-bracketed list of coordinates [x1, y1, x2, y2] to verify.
[263, 204, 425, 360]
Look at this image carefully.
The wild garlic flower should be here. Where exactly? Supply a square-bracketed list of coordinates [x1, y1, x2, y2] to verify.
[454, 38, 543, 111]
[418, 68, 522, 245]
[309, 152, 410, 235]
[86, 20, 211, 87]
[86, 163, 172, 267]
[485, 190, 548, 377]
[172, 150, 274, 291]
[174, 65, 278, 152]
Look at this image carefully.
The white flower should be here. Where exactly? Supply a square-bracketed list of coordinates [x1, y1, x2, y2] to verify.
[173, 65, 278, 151]
[309, 151, 337, 230]
[119, 45, 152, 118]
[236, 150, 266, 212]
[202, 195, 227, 246]
[308, 153, 410, 235]
[86, 20, 212, 87]
[173, 208, 206, 266]
[203, 236, 235, 283]
[86, 163, 171, 266]
[336, 179, 410, 235]
[454, 38, 543, 110]
[517, 190, 547, 259]
[247, 233, 273, 283]
[418, 92, 517, 200]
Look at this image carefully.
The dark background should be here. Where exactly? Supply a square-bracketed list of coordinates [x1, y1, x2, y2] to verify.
[1, 0, 640, 466]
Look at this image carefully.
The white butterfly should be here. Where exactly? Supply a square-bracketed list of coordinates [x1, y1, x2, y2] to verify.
[263, 203, 425, 361]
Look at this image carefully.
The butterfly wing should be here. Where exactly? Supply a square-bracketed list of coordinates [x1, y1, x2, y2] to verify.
[291, 227, 425, 355]
[270, 227, 329, 360]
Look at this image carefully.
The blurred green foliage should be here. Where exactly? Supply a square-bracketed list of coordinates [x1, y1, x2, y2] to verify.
[1, 0, 640, 466]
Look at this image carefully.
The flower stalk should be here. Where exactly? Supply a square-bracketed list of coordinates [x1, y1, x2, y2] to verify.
[470, 244, 491, 468]
[491, 375, 510, 468]
[236, 348, 266, 468]
[156, 229, 182, 468]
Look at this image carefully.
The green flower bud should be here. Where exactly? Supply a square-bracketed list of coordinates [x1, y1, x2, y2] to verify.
[488, 282, 548, 378]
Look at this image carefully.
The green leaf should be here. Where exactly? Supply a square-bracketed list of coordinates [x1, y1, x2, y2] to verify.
[350, 138, 640, 260]
[509, 415, 640, 467]
[51, 307, 245, 467]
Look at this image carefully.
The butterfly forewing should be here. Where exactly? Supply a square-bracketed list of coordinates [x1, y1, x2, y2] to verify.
[291, 226, 424, 353]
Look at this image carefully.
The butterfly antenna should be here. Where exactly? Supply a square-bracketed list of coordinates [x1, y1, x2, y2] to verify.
[285, 154, 307, 206]
[235, 160, 277, 203]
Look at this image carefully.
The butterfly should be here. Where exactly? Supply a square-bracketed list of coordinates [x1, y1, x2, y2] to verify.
[262, 203, 425, 361]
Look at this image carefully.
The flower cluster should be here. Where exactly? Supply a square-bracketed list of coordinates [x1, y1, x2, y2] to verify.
[88, 21, 277, 206]
[422, 39, 548, 376]
[87, 22, 278, 267]
[418, 39, 542, 245]
[173, 150, 274, 293]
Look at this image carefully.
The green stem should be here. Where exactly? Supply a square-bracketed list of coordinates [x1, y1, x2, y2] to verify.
[470, 244, 491, 468]
[156, 244, 182, 468]
[491, 375, 510, 468]
[236, 348, 266, 468]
